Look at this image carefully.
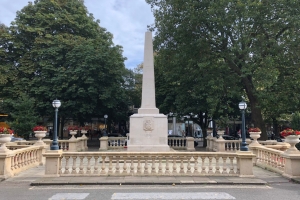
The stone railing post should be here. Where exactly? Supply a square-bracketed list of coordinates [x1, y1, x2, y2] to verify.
[38, 145, 47, 165]
[83, 137, 88, 151]
[216, 140, 226, 152]
[206, 136, 211, 150]
[210, 138, 216, 151]
[99, 136, 108, 151]
[68, 140, 77, 152]
[237, 151, 256, 177]
[249, 146, 260, 166]
[186, 137, 195, 151]
[43, 150, 63, 177]
[282, 152, 300, 179]
[0, 151, 14, 179]
[77, 138, 84, 151]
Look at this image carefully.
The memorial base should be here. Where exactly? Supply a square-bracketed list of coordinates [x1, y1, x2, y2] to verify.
[127, 113, 170, 152]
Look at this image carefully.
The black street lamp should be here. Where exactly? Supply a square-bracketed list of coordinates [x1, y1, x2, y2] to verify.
[103, 114, 108, 136]
[186, 115, 192, 137]
[51, 99, 61, 150]
[239, 101, 248, 151]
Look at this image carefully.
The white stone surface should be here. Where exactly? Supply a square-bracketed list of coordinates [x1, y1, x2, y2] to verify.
[127, 31, 169, 152]
[50, 193, 89, 199]
[112, 192, 235, 199]
[138, 31, 158, 115]
[128, 114, 170, 152]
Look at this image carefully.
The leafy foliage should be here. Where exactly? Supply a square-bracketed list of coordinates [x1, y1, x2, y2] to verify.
[6, 95, 39, 138]
[147, 0, 300, 140]
[0, 0, 127, 127]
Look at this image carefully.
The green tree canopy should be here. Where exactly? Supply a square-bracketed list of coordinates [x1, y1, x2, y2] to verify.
[147, 0, 300, 139]
[1, 0, 127, 126]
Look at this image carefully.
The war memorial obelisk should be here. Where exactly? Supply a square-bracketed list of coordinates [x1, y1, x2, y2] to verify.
[127, 31, 170, 152]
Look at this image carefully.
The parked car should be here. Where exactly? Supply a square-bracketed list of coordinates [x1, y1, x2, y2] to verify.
[11, 136, 24, 142]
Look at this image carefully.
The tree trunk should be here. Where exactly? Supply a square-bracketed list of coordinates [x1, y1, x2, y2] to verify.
[272, 118, 279, 137]
[242, 77, 267, 140]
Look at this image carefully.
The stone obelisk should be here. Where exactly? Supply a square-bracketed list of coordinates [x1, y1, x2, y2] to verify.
[127, 31, 170, 152]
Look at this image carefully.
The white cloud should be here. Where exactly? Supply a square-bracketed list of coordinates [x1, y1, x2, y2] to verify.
[0, 0, 155, 69]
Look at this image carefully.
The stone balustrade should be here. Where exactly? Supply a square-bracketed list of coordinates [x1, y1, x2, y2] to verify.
[16, 137, 88, 152]
[0, 145, 46, 179]
[168, 137, 186, 150]
[250, 145, 300, 179]
[100, 136, 194, 151]
[206, 137, 251, 152]
[107, 137, 127, 149]
[251, 146, 285, 174]
[43, 151, 255, 177]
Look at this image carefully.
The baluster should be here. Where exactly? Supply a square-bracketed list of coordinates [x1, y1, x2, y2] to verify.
[208, 157, 213, 174]
[215, 156, 220, 174]
[100, 156, 106, 175]
[144, 157, 149, 175]
[16, 154, 20, 169]
[23, 152, 27, 166]
[186, 156, 192, 174]
[108, 156, 113, 174]
[151, 156, 156, 174]
[165, 156, 170, 175]
[11, 156, 15, 171]
[229, 157, 234, 174]
[179, 156, 184, 174]
[94, 156, 99, 174]
[86, 156, 92, 174]
[19, 153, 23, 167]
[275, 154, 280, 169]
[122, 156, 128, 175]
[64, 156, 70, 174]
[219, 157, 225, 174]
[201, 156, 206, 174]
[281, 157, 285, 170]
[158, 156, 163, 174]
[194, 156, 199, 174]
[115, 156, 120, 175]
[130, 156, 135, 174]
[13, 154, 17, 169]
[267, 152, 271, 166]
[262, 151, 266, 164]
[79, 156, 84, 174]
[137, 156, 142, 175]
[223, 157, 229, 174]
[273, 153, 277, 168]
[173, 156, 177, 174]
[72, 156, 77, 174]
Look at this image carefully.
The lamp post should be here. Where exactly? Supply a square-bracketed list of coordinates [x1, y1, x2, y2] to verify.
[186, 115, 191, 137]
[169, 112, 177, 135]
[103, 114, 108, 136]
[51, 99, 61, 150]
[239, 101, 248, 151]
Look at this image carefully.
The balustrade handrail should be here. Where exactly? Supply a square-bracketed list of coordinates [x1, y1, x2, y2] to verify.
[62, 151, 238, 157]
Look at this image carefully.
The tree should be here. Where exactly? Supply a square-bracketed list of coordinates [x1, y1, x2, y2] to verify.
[6, 94, 39, 139]
[147, 0, 300, 140]
[0, 0, 127, 130]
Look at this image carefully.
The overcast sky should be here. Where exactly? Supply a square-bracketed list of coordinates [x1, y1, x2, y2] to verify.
[0, 0, 155, 69]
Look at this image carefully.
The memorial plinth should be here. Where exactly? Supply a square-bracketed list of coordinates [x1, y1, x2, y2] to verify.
[128, 32, 170, 152]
